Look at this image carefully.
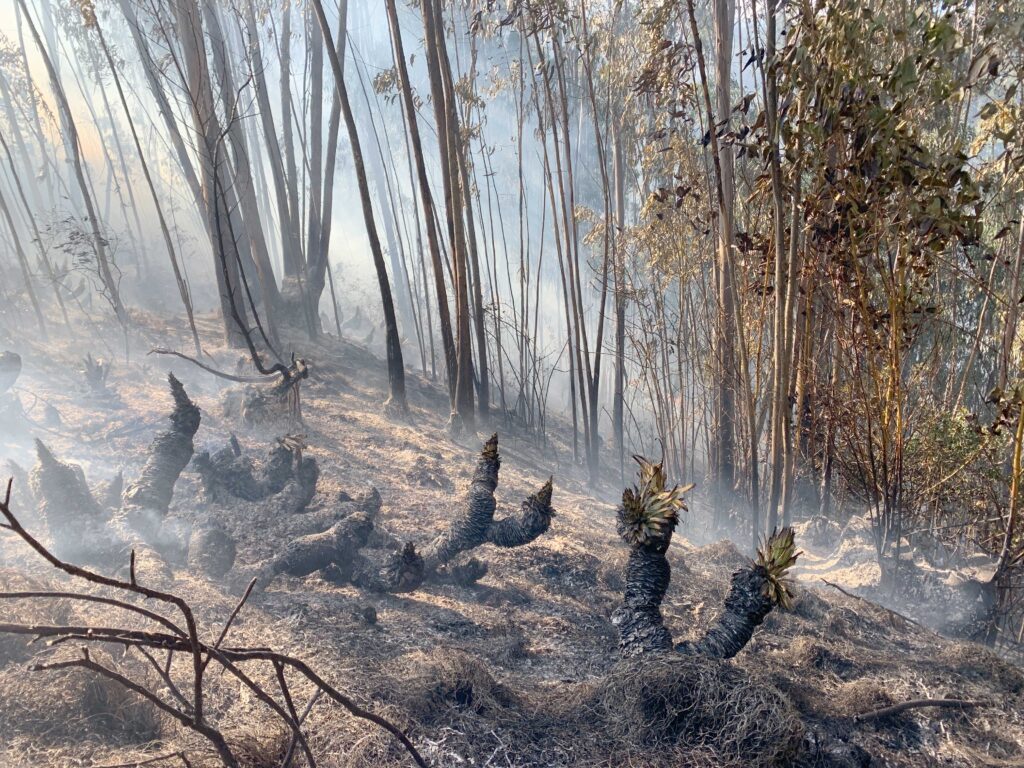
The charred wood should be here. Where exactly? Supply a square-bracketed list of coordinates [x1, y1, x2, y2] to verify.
[612, 458, 798, 660]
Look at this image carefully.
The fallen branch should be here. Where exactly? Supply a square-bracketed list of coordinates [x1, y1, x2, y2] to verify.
[0, 479, 429, 768]
[148, 348, 274, 384]
[820, 578, 924, 630]
[853, 698, 983, 723]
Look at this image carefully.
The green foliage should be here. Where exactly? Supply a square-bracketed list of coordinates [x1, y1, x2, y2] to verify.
[755, 527, 800, 610]
[617, 456, 693, 548]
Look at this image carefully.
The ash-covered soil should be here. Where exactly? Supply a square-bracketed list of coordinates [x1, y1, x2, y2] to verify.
[1, 315, 1022, 767]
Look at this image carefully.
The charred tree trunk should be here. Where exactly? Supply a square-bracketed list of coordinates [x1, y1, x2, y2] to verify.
[253, 435, 554, 594]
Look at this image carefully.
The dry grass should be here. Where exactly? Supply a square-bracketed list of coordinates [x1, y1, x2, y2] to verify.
[0, 658, 164, 747]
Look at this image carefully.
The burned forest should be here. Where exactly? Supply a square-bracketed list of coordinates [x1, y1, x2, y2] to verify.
[1, 0, 1024, 766]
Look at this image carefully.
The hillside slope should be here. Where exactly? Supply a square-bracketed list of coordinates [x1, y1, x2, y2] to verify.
[0, 318, 1021, 767]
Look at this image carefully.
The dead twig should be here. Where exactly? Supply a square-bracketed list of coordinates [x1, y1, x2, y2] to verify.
[0, 477, 429, 768]
[853, 698, 984, 723]
[820, 578, 925, 629]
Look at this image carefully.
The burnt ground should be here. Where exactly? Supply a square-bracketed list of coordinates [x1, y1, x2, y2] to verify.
[0, 312, 1023, 767]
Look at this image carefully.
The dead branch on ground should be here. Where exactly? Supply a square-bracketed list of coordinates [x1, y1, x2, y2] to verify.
[0, 479, 428, 767]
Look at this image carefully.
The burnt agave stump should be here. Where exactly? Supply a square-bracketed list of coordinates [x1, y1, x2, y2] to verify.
[253, 434, 556, 593]
[192, 433, 319, 513]
[612, 457, 799, 659]
[28, 374, 220, 575]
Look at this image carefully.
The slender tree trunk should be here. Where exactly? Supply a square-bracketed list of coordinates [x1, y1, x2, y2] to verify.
[384, 0, 456, 398]
[766, 0, 791, 533]
[280, 3, 302, 277]
[204, 3, 283, 339]
[998, 214, 1024, 391]
[686, 0, 736, 510]
[422, 0, 475, 430]
[309, 0, 407, 413]
[612, 122, 627, 482]
[170, 0, 249, 347]
[0, 127, 69, 330]
[0, 184, 47, 336]
[243, 0, 301, 277]
[117, 0, 203, 217]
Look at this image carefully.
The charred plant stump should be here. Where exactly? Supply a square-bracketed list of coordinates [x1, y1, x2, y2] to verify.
[418, 434, 555, 585]
[258, 509, 425, 594]
[118, 374, 201, 549]
[29, 440, 107, 527]
[675, 529, 798, 659]
[28, 375, 202, 568]
[225, 359, 309, 428]
[81, 353, 118, 404]
[188, 524, 237, 579]
[249, 436, 554, 594]
[611, 457, 799, 659]
[28, 440, 117, 564]
[193, 433, 319, 513]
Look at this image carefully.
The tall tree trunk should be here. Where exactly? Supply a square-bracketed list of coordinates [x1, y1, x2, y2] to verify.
[0, 184, 47, 336]
[686, 0, 735, 510]
[309, 0, 407, 414]
[116, 0, 203, 218]
[279, 3, 302, 277]
[170, 0, 250, 347]
[243, 0, 301, 278]
[714, 0, 738, 518]
[0, 127, 69, 330]
[91, 16, 201, 355]
[422, 0, 475, 430]
[612, 121, 627, 482]
[308, 0, 346, 319]
[203, 2, 283, 340]
[384, 0, 456, 397]
[765, 0, 791, 533]
[306, 3, 324, 281]
[998, 213, 1024, 391]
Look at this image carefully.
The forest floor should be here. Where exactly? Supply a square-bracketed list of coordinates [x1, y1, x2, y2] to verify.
[1, 312, 1023, 767]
